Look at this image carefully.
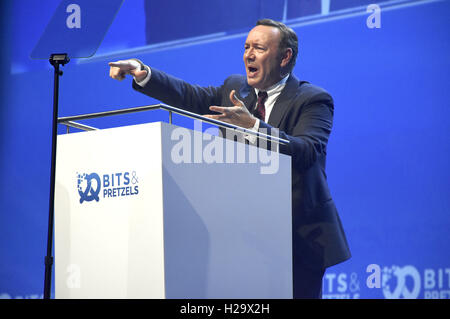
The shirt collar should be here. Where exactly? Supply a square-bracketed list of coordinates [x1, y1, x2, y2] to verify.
[255, 74, 290, 97]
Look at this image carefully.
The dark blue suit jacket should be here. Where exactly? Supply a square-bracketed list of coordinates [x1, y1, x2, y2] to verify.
[132, 67, 351, 270]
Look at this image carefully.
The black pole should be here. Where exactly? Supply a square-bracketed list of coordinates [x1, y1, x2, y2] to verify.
[44, 53, 70, 299]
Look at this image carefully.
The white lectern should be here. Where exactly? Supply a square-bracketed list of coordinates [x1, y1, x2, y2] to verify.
[55, 121, 292, 298]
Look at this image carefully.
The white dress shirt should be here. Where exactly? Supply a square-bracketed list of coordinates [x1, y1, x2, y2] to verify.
[251, 75, 289, 126]
[246, 74, 289, 144]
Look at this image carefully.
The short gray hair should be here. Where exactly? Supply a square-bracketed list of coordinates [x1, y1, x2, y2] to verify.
[256, 19, 298, 73]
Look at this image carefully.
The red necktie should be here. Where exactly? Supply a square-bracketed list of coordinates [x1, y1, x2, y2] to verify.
[254, 91, 268, 121]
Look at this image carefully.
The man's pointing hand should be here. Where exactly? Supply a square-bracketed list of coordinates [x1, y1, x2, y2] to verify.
[109, 60, 147, 82]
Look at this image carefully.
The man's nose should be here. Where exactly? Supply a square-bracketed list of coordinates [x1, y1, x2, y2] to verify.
[244, 48, 255, 61]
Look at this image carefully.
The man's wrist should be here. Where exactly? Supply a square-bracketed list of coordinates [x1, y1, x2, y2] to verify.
[134, 69, 148, 82]
[250, 117, 260, 131]
[244, 118, 260, 145]
[135, 64, 151, 87]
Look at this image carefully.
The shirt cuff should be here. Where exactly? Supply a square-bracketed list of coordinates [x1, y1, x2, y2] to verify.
[245, 118, 260, 145]
[134, 64, 151, 87]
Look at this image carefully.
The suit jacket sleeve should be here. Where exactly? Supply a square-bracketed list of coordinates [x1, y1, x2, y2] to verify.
[132, 67, 224, 115]
[260, 90, 334, 172]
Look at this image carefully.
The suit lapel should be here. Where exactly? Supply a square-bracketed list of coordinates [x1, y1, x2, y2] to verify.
[267, 74, 300, 128]
[237, 75, 301, 127]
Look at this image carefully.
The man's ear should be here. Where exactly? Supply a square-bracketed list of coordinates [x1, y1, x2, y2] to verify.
[280, 48, 293, 68]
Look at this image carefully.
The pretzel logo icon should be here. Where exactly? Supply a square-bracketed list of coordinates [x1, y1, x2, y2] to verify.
[382, 265, 421, 299]
[77, 173, 101, 203]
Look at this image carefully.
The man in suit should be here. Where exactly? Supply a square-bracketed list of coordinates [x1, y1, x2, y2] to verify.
[109, 19, 351, 298]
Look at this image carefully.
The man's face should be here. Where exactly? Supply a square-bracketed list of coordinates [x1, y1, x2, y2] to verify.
[243, 25, 283, 90]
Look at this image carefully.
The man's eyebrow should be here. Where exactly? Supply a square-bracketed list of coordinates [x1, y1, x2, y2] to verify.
[245, 40, 265, 47]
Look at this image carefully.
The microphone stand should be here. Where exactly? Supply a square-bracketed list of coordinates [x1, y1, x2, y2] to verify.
[43, 53, 70, 299]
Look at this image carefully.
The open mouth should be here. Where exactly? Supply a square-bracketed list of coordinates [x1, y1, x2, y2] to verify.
[247, 65, 258, 76]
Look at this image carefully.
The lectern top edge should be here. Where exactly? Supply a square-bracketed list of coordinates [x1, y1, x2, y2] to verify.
[57, 103, 291, 146]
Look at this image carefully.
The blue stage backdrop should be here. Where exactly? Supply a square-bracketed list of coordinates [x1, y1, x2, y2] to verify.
[0, 0, 449, 299]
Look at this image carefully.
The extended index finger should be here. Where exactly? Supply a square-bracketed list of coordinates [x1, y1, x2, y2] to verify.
[108, 61, 126, 67]
[209, 106, 229, 114]
[108, 61, 134, 71]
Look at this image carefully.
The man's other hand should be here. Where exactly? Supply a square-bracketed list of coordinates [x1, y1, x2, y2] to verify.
[205, 90, 257, 129]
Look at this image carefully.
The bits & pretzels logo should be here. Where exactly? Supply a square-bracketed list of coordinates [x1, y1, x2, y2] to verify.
[77, 173, 101, 203]
[382, 265, 421, 299]
[76, 171, 139, 204]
